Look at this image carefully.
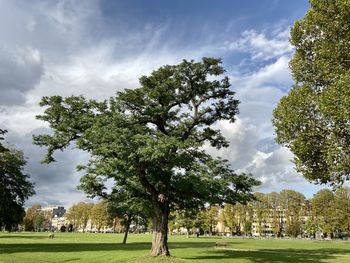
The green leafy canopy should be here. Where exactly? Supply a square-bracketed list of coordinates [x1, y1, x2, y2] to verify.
[34, 57, 259, 215]
[273, 0, 350, 186]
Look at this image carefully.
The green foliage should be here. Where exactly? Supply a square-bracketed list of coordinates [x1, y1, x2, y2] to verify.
[279, 190, 305, 235]
[106, 188, 151, 243]
[221, 203, 253, 236]
[273, 0, 350, 186]
[221, 204, 239, 233]
[176, 208, 199, 233]
[33, 213, 45, 230]
[23, 205, 43, 231]
[66, 202, 94, 232]
[34, 58, 258, 209]
[202, 206, 219, 235]
[265, 192, 282, 237]
[311, 189, 334, 236]
[219, 190, 308, 238]
[90, 202, 112, 232]
[0, 130, 35, 231]
[285, 221, 302, 238]
[252, 193, 269, 236]
[304, 218, 317, 237]
[330, 188, 350, 234]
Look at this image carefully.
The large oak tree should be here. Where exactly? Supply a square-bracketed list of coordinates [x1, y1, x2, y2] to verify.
[34, 57, 259, 256]
[273, 0, 350, 186]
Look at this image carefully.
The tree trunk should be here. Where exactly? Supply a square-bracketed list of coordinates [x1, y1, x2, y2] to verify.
[122, 214, 132, 244]
[150, 206, 170, 256]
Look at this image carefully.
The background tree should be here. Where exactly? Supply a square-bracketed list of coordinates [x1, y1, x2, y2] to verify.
[42, 210, 53, 231]
[34, 58, 259, 256]
[175, 208, 199, 237]
[266, 192, 282, 237]
[331, 188, 350, 237]
[273, 0, 350, 186]
[90, 202, 112, 232]
[285, 221, 302, 238]
[33, 212, 45, 230]
[252, 193, 269, 236]
[66, 204, 79, 231]
[279, 190, 305, 237]
[239, 203, 253, 236]
[311, 189, 334, 238]
[23, 204, 42, 231]
[106, 188, 151, 244]
[76, 202, 93, 233]
[66, 202, 93, 232]
[202, 206, 219, 235]
[221, 204, 239, 235]
[0, 130, 35, 231]
[192, 210, 206, 236]
[221, 203, 252, 236]
[304, 218, 317, 238]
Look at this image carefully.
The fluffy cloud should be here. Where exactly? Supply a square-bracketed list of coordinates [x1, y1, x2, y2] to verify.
[222, 27, 293, 61]
[230, 55, 291, 138]
[208, 119, 322, 195]
[0, 46, 43, 105]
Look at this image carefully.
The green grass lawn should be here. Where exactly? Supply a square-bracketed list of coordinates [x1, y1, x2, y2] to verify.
[0, 232, 350, 263]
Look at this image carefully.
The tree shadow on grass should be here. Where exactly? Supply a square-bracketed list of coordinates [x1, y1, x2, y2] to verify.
[0, 235, 48, 239]
[183, 247, 350, 263]
[0, 241, 219, 255]
[0, 242, 151, 254]
[169, 241, 227, 248]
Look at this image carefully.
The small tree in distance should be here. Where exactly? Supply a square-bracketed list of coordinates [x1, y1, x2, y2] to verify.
[33, 57, 259, 256]
[66, 202, 93, 232]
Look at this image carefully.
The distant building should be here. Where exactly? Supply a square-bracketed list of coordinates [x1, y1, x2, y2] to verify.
[51, 216, 68, 231]
[39, 205, 66, 218]
[52, 206, 66, 218]
[38, 205, 67, 231]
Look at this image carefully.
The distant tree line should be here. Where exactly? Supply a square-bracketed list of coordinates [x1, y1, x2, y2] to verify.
[22, 200, 150, 244]
[169, 188, 350, 239]
[23, 204, 51, 231]
[20, 187, 350, 241]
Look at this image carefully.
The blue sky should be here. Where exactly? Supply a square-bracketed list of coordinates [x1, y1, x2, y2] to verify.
[0, 0, 326, 207]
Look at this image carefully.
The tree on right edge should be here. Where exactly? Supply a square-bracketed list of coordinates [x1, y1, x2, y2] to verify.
[273, 0, 350, 186]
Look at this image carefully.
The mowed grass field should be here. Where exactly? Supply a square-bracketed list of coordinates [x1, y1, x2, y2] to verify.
[1, 233, 350, 263]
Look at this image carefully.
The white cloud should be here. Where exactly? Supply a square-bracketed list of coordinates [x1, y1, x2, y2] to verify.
[209, 119, 258, 170]
[247, 56, 292, 85]
[206, 119, 322, 195]
[228, 55, 291, 138]
[222, 27, 293, 61]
